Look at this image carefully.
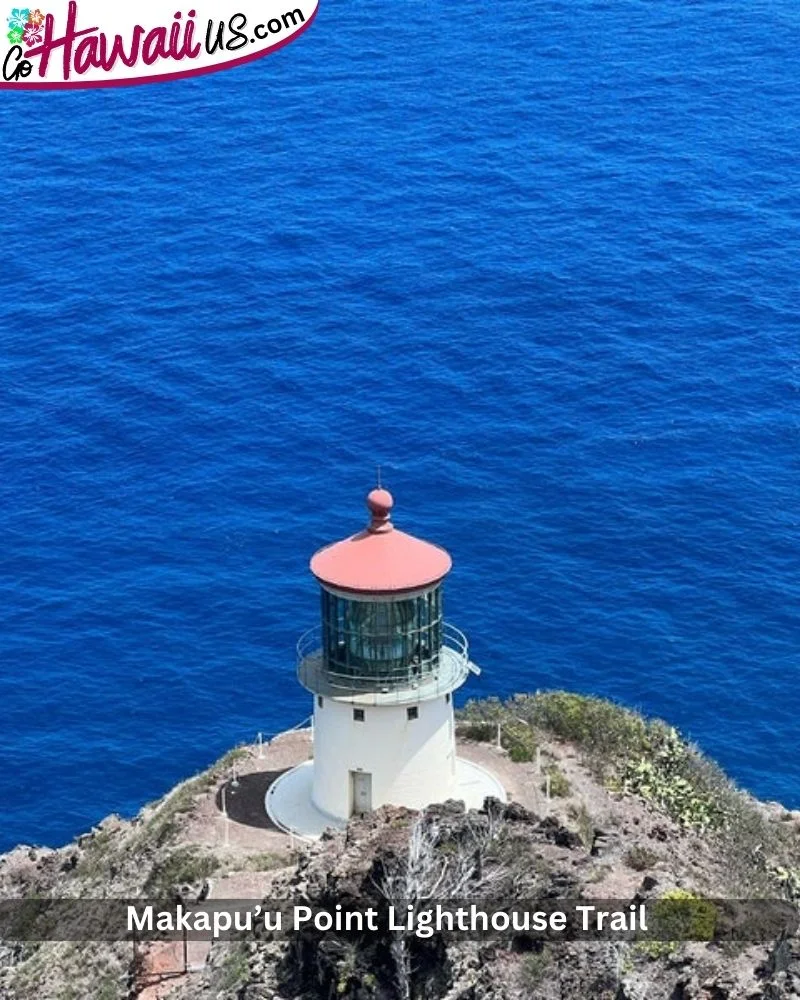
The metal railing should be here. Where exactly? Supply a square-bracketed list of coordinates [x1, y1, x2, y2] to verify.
[296, 622, 471, 704]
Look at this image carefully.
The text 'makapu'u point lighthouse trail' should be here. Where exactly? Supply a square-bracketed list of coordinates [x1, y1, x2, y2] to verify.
[266, 485, 505, 839]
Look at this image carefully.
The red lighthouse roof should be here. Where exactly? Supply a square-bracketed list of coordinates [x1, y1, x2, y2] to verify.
[310, 488, 453, 594]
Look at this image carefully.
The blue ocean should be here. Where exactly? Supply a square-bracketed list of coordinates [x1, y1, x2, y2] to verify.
[1, 0, 798, 853]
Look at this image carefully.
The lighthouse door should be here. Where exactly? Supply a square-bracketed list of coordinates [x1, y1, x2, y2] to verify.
[350, 771, 373, 816]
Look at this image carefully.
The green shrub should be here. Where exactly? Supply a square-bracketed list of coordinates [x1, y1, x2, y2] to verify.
[567, 803, 595, 849]
[632, 890, 716, 961]
[458, 721, 497, 743]
[504, 720, 536, 763]
[243, 851, 286, 872]
[650, 889, 717, 943]
[76, 827, 118, 879]
[518, 947, 551, 991]
[624, 845, 660, 871]
[542, 765, 571, 798]
[522, 691, 651, 766]
[459, 697, 505, 723]
[619, 725, 724, 832]
[215, 941, 250, 992]
[768, 864, 800, 901]
[458, 701, 536, 761]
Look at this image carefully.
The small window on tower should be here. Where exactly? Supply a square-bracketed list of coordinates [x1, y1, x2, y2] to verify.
[407, 706, 419, 721]
[353, 708, 365, 722]
[317, 696, 324, 709]
[445, 693, 451, 704]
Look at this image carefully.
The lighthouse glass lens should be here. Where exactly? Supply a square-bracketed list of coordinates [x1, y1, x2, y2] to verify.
[321, 589, 443, 689]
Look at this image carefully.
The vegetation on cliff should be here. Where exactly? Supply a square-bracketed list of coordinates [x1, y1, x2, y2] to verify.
[458, 690, 799, 898]
[0, 692, 798, 1000]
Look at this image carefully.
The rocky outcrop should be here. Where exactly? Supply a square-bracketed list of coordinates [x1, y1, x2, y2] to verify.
[0, 694, 798, 1000]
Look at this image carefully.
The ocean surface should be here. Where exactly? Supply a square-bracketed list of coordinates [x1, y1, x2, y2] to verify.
[1, 0, 798, 853]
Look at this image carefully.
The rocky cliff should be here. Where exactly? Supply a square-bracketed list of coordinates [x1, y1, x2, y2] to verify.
[1, 692, 798, 1000]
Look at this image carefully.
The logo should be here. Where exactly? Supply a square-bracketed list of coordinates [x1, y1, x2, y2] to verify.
[2, 1, 318, 88]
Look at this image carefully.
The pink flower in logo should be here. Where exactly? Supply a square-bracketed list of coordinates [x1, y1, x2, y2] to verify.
[23, 19, 41, 44]
[27, 7, 44, 25]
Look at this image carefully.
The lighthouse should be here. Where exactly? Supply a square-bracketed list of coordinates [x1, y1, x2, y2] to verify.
[266, 486, 505, 838]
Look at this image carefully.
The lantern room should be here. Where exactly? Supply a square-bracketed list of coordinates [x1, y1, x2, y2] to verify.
[318, 587, 443, 687]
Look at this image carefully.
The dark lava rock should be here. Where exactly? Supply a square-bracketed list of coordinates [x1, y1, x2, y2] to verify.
[499, 801, 536, 824]
[538, 816, 583, 849]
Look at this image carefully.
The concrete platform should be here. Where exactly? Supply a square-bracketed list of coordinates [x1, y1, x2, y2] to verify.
[265, 758, 507, 841]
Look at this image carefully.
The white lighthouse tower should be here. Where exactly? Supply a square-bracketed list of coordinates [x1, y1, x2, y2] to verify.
[266, 486, 505, 838]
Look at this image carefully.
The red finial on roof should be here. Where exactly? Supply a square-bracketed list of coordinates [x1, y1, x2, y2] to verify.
[367, 487, 394, 534]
